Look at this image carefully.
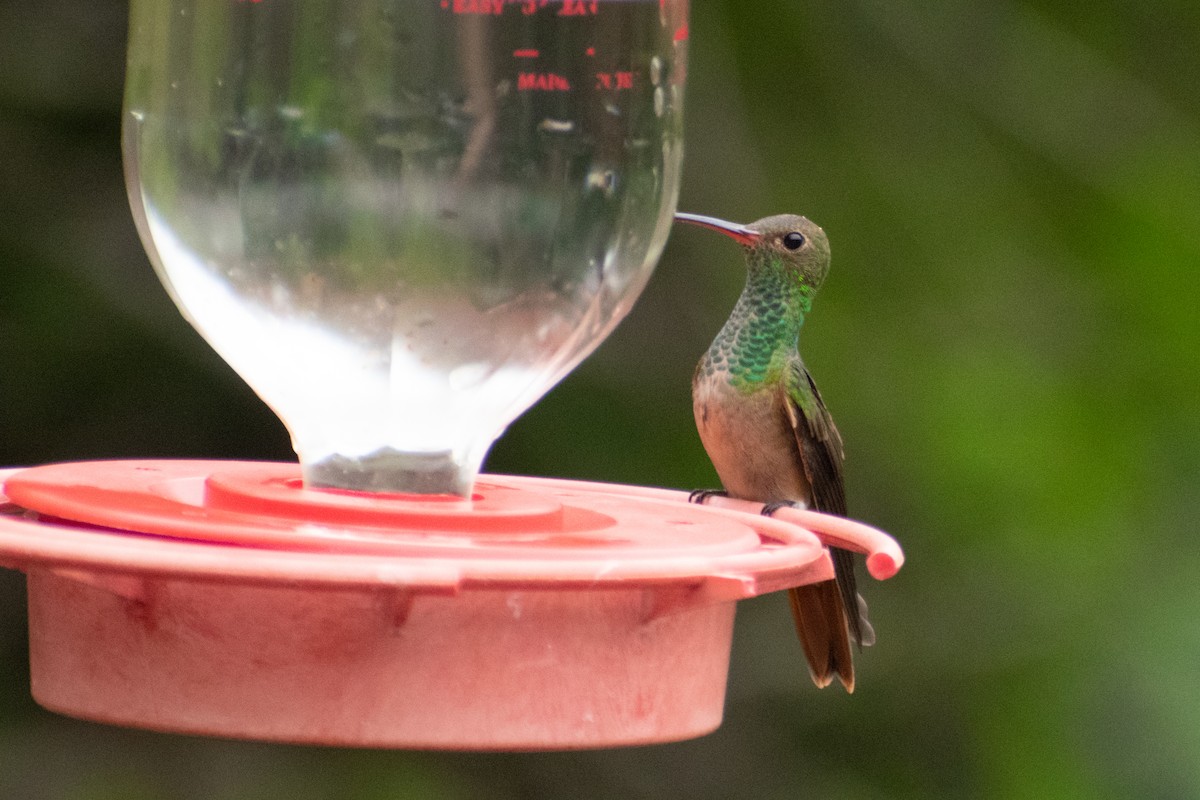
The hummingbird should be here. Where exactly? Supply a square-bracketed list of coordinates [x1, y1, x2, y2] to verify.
[676, 211, 873, 692]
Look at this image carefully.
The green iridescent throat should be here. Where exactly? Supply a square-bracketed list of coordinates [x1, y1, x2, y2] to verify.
[702, 254, 815, 390]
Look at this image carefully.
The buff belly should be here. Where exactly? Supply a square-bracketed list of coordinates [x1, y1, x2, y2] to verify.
[692, 372, 812, 505]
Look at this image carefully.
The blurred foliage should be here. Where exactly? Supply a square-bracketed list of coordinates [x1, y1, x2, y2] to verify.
[2, 0, 1199, 798]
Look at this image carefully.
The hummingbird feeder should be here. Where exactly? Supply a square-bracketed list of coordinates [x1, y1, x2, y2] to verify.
[0, 0, 902, 750]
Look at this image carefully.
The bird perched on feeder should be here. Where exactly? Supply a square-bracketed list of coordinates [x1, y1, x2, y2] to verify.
[675, 211, 873, 692]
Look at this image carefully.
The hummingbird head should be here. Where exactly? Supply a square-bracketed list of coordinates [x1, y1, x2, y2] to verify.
[674, 212, 831, 292]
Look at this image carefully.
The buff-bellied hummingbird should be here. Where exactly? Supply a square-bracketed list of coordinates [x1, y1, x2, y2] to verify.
[675, 211, 874, 692]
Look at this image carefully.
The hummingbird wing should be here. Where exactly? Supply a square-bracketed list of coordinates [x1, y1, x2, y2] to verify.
[782, 360, 874, 651]
[782, 360, 846, 515]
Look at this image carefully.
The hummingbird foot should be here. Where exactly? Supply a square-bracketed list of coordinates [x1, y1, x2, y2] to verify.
[761, 500, 802, 517]
[688, 489, 728, 504]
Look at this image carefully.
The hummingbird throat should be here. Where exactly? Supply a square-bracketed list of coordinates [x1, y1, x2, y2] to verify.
[703, 259, 815, 390]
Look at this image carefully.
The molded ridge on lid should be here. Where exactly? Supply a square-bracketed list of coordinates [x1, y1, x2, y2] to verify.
[203, 464, 569, 532]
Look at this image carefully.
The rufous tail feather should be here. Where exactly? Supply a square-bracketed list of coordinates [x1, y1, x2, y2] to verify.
[788, 580, 854, 692]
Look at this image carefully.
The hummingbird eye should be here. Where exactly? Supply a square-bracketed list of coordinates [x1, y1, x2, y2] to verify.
[782, 232, 806, 250]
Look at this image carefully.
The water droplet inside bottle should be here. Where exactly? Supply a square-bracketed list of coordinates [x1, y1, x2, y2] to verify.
[538, 118, 575, 134]
[449, 363, 494, 391]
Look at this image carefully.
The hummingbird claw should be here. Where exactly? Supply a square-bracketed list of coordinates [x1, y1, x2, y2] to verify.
[688, 489, 728, 505]
[761, 500, 801, 517]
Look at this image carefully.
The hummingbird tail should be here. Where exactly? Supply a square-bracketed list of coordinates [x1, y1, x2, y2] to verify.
[788, 580, 855, 692]
[831, 546, 874, 648]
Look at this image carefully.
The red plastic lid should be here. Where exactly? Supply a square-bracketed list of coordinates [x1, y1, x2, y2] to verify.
[0, 460, 875, 597]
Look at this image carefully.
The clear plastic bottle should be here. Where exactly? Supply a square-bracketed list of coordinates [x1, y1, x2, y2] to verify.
[123, 0, 689, 495]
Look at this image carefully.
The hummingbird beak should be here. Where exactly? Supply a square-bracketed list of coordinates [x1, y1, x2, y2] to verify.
[674, 212, 761, 245]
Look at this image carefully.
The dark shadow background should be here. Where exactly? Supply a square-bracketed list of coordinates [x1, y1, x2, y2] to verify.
[3, 1, 1199, 798]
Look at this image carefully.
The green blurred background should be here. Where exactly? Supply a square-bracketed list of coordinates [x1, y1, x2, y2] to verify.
[3, 1, 1199, 798]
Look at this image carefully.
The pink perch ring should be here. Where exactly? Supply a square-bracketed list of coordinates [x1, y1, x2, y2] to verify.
[534, 479, 904, 580]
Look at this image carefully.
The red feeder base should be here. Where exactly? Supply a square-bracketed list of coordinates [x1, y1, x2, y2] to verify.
[0, 461, 902, 750]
